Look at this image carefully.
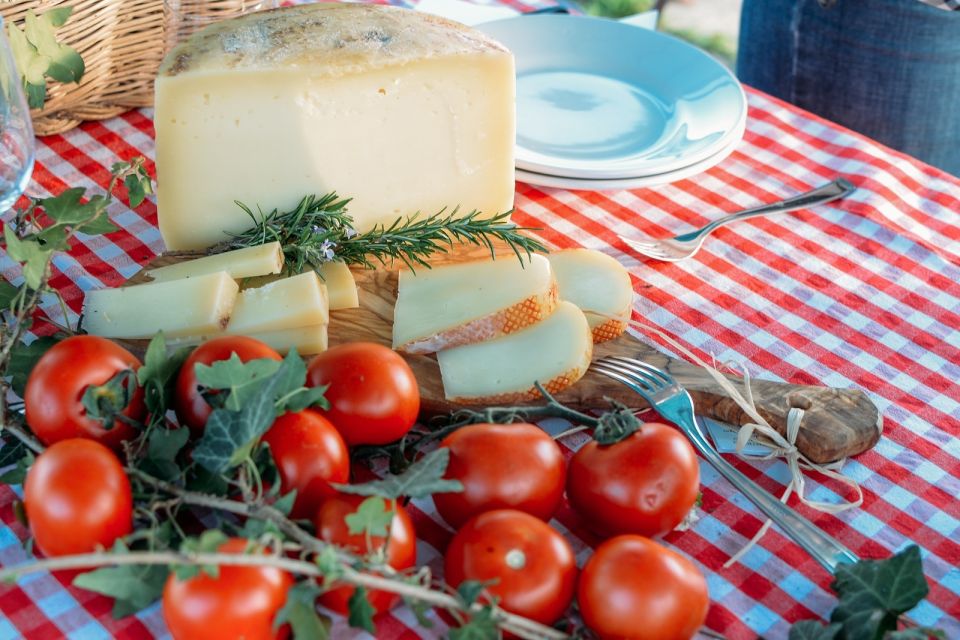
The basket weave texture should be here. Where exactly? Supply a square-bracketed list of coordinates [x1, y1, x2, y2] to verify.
[2, 0, 261, 136]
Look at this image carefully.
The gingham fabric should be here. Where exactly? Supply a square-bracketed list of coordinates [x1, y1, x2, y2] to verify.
[2, 6, 960, 640]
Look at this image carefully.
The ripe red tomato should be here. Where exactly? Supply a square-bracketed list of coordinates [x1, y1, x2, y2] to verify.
[260, 409, 350, 519]
[163, 538, 293, 640]
[444, 509, 577, 626]
[174, 336, 282, 433]
[24, 335, 144, 449]
[305, 342, 419, 446]
[314, 494, 416, 615]
[567, 422, 700, 538]
[578, 535, 708, 640]
[23, 439, 132, 557]
[433, 423, 566, 529]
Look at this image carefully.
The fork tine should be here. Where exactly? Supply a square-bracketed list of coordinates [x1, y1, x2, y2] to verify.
[592, 361, 659, 394]
[597, 357, 669, 390]
[605, 356, 674, 387]
[590, 363, 656, 403]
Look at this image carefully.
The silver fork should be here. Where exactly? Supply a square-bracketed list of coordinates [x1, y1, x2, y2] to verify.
[592, 356, 858, 574]
[621, 178, 856, 262]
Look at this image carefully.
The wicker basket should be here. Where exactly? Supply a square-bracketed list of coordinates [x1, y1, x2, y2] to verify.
[1, 0, 274, 136]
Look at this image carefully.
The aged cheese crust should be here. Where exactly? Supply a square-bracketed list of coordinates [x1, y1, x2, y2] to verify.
[547, 249, 633, 345]
[160, 3, 509, 79]
[588, 316, 628, 344]
[444, 362, 591, 405]
[398, 282, 559, 354]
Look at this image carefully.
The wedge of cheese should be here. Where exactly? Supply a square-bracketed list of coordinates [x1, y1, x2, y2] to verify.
[437, 301, 593, 404]
[393, 254, 557, 354]
[155, 3, 515, 250]
[548, 249, 633, 343]
[145, 242, 284, 282]
[227, 272, 329, 335]
[239, 262, 359, 311]
[169, 324, 329, 356]
[83, 272, 238, 339]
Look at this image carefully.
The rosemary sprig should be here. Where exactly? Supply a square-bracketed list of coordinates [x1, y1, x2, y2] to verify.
[217, 193, 547, 272]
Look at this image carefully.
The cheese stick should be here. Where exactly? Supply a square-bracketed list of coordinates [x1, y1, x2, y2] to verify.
[227, 272, 329, 334]
[145, 242, 284, 282]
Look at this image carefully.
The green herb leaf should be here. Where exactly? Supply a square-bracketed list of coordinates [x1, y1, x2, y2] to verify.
[274, 582, 330, 639]
[194, 354, 282, 411]
[141, 426, 190, 481]
[137, 333, 191, 422]
[80, 368, 139, 432]
[0, 281, 19, 310]
[829, 545, 930, 640]
[347, 586, 377, 635]
[788, 620, 842, 640]
[7, 336, 60, 397]
[334, 448, 463, 501]
[344, 496, 394, 538]
[73, 564, 168, 618]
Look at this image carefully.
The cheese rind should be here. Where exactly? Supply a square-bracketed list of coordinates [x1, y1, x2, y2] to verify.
[393, 254, 556, 354]
[168, 324, 329, 356]
[155, 4, 515, 251]
[227, 272, 329, 334]
[437, 301, 593, 404]
[83, 272, 238, 339]
[547, 249, 633, 344]
[145, 243, 284, 282]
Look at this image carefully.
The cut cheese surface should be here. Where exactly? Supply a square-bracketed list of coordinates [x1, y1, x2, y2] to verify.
[393, 254, 556, 354]
[146, 243, 284, 282]
[155, 3, 515, 251]
[317, 262, 359, 310]
[227, 272, 329, 334]
[169, 324, 329, 356]
[437, 301, 593, 404]
[83, 271, 238, 339]
[547, 249, 633, 343]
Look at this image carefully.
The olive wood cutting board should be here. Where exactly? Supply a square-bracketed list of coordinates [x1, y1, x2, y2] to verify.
[128, 249, 881, 464]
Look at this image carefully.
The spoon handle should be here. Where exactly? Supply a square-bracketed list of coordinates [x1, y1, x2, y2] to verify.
[674, 178, 856, 243]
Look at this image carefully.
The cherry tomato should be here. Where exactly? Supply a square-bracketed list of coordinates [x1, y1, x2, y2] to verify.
[433, 423, 566, 529]
[567, 423, 700, 538]
[306, 342, 419, 446]
[163, 538, 293, 640]
[174, 336, 282, 434]
[444, 510, 576, 626]
[23, 439, 132, 557]
[24, 335, 144, 449]
[578, 535, 708, 640]
[314, 494, 416, 615]
[260, 409, 350, 519]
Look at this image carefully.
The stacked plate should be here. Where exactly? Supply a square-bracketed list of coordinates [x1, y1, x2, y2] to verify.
[478, 14, 747, 191]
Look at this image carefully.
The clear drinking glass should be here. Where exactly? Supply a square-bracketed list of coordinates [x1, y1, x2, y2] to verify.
[0, 17, 35, 213]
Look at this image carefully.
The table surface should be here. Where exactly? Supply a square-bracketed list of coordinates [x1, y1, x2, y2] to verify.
[2, 6, 960, 640]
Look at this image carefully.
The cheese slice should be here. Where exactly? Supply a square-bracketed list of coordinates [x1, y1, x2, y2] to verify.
[437, 301, 593, 404]
[155, 3, 515, 250]
[169, 324, 329, 356]
[548, 249, 633, 344]
[145, 242, 284, 282]
[393, 254, 557, 354]
[227, 272, 329, 334]
[83, 271, 238, 339]
[239, 262, 359, 311]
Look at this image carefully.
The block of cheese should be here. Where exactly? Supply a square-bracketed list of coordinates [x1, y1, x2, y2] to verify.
[239, 262, 359, 311]
[155, 3, 516, 251]
[393, 254, 557, 354]
[227, 272, 329, 334]
[145, 243, 284, 282]
[169, 324, 329, 356]
[437, 301, 593, 404]
[83, 272, 238, 339]
[547, 249, 633, 343]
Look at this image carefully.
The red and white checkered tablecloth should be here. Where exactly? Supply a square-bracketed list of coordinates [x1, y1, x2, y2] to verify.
[2, 9, 960, 640]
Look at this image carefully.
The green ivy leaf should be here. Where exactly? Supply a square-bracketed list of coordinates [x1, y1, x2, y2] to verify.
[80, 368, 139, 432]
[347, 586, 377, 635]
[4, 225, 51, 290]
[39, 190, 114, 238]
[23, 9, 84, 84]
[5, 21, 46, 108]
[788, 620, 842, 640]
[141, 426, 190, 481]
[137, 333, 191, 422]
[276, 385, 329, 414]
[0, 281, 19, 311]
[344, 496, 394, 538]
[404, 596, 435, 630]
[0, 450, 35, 486]
[176, 530, 230, 580]
[315, 546, 344, 585]
[73, 564, 168, 618]
[194, 354, 282, 411]
[334, 448, 463, 501]
[456, 580, 488, 607]
[448, 605, 498, 640]
[830, 546, 930, 640]
[7, 336, 60, 397]
[274, 582, 329, 639]
[886, 628, 947, 640]
[273, 490, 298, 517]
[193, 390, 275, 474]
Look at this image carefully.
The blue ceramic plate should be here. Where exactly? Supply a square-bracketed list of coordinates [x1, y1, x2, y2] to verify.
[478, 14, 747, 179]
